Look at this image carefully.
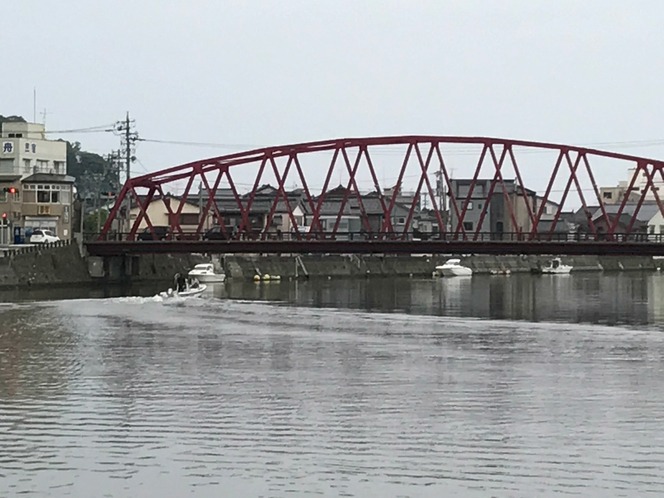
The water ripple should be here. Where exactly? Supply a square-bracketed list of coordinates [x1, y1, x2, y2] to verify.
[1, 295, 664, 497]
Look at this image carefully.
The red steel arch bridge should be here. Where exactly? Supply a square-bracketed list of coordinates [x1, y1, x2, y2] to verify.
[87, 135, 664, 256]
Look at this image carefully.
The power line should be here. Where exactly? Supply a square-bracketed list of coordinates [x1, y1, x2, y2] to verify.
[45, 124, 116, 134]
[138, 138, 260, 149]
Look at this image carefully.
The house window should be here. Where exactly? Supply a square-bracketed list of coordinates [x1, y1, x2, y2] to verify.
[467, 201, 474, 210]
[477, 202, 482, 210]
[649, 226, 656, 234]
[54, 161, 65, 174]
[660, 225, 664, 234]
[37, 160, 49, 172]
[603, 192, 612, 199]
[179, 213, 199, 225]
[23, 159, 31, 174]
[398, 217, 405, 224]
[463, 221, 474, 231]
[36, 184, 59, 203]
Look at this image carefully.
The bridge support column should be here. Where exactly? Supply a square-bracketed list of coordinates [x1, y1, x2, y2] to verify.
[102, 255, 140, 282]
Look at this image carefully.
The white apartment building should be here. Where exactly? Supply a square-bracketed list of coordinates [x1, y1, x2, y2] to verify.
[0, 120, 74, 241]
[1, 121, 67, 176]
[600, 167, 664, 205]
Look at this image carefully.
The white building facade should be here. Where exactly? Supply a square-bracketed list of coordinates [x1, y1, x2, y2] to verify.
[1, 121, 67, 176]
[0, 121, 74, 241]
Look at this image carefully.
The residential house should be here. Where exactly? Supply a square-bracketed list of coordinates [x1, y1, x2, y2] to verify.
[208, 185, 306, 237]
[448, 179, 537, 236]
[413, 209, 441, 239]
[305, 185, 416, 238]
[591, 203, 658, 239]
[536, 196, 560, 221]
[647, 207, 664, 241]
[536, 210, 582, 240]
[129, 194, 201, 233]
[359, 191, 412, 234]
[306, 185, 362, 238]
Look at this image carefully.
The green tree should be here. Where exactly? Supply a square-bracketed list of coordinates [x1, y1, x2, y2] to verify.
[0, 115, 27, 126]
[83, 208, 109, 234]
[67, 142, 120, 200]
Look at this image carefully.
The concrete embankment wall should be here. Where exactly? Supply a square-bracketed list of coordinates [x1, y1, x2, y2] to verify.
[1, 245, 661, 289]
[222, 254, 450, 280]
[0, 244, 207, 289]
[221, 253, 663, 280]
[465, 254, 660, 273]
[0, 243, 93, 288]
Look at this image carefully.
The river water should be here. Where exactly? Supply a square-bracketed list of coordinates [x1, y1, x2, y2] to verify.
[2, 273, 664, 497]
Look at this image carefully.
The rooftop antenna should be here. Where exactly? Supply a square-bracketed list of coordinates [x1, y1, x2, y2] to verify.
[33, 88, 37, 122]
[40, 109, 52, 128]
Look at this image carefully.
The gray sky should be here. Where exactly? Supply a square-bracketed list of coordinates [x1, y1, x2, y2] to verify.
[2, 1, 664, 196]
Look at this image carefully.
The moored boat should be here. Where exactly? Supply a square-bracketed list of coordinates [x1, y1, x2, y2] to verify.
[541, 258, 572, 274]
[188, 263, 226, 283]
[433, 258, 473, 277]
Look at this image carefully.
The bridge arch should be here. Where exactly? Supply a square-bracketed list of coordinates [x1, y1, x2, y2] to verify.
[99, 135, 664, 242]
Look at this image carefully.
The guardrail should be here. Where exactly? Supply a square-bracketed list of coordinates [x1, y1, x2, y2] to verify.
[86, 231, 664, 243]
[5, 239, 72, 255]
[84, 237, 664, 257]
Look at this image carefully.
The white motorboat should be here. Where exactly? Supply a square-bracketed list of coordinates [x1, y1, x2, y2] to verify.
[188, 263, 226, 283]
[541, 258, 572, 274]
[433, 258, 473, 277]
[159, 283, 208, 299]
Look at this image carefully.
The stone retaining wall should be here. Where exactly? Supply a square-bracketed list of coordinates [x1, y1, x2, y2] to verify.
[0, 243, 93, 288]
[221, 253, 663, 280]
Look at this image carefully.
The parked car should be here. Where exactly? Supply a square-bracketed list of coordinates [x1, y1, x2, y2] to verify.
[30, 229, 60, 244]
[203, 226, 231, 240]
[137, 226, 170, 241]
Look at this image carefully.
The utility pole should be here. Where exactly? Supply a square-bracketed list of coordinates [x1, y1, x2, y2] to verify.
[114, 113, 139, 235]
[115, 112, 138, 184]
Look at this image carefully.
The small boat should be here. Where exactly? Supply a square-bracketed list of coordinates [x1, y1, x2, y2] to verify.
[541, 258, 572, 274]
[433, 258, 473, 277]
[188, 263, 226, 283]
[159, 283, 208, 299]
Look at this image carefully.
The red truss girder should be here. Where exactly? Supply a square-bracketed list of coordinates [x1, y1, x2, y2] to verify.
[98, 136, 664, 242]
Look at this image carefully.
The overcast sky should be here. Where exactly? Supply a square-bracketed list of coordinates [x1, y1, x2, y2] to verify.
[2, 1, 664, 194]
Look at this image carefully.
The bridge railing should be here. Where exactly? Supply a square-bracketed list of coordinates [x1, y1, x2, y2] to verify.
[86, 231, 664, 243]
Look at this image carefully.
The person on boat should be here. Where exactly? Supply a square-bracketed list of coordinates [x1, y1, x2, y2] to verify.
[174, 273, 187, 292]
[187, 277, 200, 289]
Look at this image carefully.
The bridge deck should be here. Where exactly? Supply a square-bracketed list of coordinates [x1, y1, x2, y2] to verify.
[85, 240, 664, 257]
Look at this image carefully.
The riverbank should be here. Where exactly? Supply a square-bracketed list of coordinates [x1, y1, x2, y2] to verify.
[221, 253, 664, 280]
[0, 244, 204, 289]
[1, 245, 663, 289]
